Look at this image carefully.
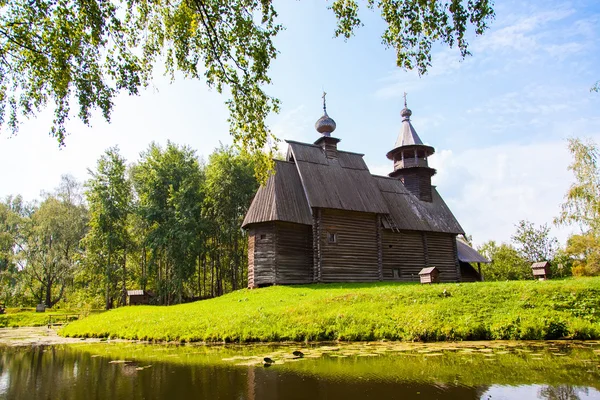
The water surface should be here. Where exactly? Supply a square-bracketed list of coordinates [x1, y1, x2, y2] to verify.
[1, 341, 599, 399]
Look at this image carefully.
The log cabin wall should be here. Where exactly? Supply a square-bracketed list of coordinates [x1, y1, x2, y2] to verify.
[398, 170, 433, 202]
[274, 221, 313, 284]
[319, 209, 379, 282]
[425, 232, 459, 282]
[247, 223, 276, 288]
[382, 230, 426, 282]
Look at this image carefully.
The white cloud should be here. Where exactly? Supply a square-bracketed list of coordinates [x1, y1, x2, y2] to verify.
[429, 140, 579, 246]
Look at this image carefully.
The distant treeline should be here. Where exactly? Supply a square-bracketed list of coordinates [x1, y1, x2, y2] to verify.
[0, 142, 258, 309]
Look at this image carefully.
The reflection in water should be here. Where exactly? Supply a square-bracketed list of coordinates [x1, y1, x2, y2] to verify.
[539, 385, 590, 400]
[0, 343, 599, 400]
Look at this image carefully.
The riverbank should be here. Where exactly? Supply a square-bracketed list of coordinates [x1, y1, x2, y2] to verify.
[61, 278, 600, 342]
[0, 326, 113, 347]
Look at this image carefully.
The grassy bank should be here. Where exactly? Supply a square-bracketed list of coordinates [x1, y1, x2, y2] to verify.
[0, 308, 100, 328]
[61, 278, 600, 342]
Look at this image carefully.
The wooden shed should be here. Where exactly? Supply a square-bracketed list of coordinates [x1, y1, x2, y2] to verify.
[531, 261, 550, 280]
[456, 239, 490, 281]
[419, 267, 440, 284]
[127, 290, 153, 305]
[242, 98, 488, 287]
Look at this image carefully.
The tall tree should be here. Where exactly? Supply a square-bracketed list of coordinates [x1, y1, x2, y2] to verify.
[84, 147, 132, 309]
[132, 141, 204, 304]
[555, 138, 600, 233]
[511, 220, 558, 263]
[477, 241, 531, 281]
[565, 233, 600, 277]
[0, 0, 494, 164]
[18, 178, 88, 307]
[0, 196, 29, 305]
[203, 147, 257, 295]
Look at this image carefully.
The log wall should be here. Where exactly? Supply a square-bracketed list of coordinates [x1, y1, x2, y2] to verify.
[382, 230, 459, 282]
[398, 170, 433, 202]
[426, 232, 460, 282]
[382, 230, 426, 281]
[319, 209, 379, 282]
[247, 223, 276, 288]
[275, 222, 313, 284]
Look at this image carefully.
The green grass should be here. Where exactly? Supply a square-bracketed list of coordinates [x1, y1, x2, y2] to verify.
[60, 278, 600, 342]
[0, 308, 100, 328]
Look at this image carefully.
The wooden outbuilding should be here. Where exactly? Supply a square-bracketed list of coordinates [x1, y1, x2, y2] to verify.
[242, 95, 488, 287]
[531, 261, 550, 280]
[456, 239, 490, 281]
[127, 290, 153, 305]
[419, 267, 440, 284]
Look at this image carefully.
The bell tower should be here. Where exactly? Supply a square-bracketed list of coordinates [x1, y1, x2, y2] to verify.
[386, 94, 436, 202]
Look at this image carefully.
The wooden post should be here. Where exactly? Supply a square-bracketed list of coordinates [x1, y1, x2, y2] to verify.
[376, 215, 383, 281]
[317, 209, 322, 283]
[452, 236, 462, 282]
[312, 208, 322, 283]
[312, 211, 318, 283]
[274, 223, 278, 285]
[422, 232, 429, 266]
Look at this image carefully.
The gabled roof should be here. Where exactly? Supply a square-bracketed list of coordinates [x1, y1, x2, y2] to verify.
[419, 267, 438, 275]
[243, 140, 464, 235]
[374, 176, 464, 234]
[531, 261, 550, 269]
[242, 160, 313, 228]
[287, 141, 389, 214]
[456, 239, 490, 263]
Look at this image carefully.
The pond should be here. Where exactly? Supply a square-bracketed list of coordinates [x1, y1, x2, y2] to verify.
[1, 341, 600, 399]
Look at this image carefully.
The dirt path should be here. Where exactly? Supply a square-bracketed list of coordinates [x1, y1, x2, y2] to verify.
[0, 326, 106, 347]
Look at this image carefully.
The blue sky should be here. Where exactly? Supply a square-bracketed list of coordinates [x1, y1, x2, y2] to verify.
[1, 0, 599, 246]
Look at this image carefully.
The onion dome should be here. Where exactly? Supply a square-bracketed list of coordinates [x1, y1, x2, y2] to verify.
[315, 92, 336, 136]
[400, 106, 412, 121]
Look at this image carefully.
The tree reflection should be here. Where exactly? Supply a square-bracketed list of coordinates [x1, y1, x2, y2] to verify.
[539, 385, 589, 400]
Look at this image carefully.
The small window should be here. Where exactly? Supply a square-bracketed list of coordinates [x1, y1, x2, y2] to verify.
[260, 234, 266, 240]
[393, 269, 401, 279]
[327, 232, 337, 244]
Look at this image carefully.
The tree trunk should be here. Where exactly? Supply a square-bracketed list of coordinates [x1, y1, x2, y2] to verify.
[121, 246, 127, 306]
[106, 244, 112, 310]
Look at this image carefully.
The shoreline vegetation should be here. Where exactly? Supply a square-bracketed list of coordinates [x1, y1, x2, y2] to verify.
[60, 278, 600, 343]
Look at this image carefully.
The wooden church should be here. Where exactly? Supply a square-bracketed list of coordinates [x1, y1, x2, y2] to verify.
[242, 95, 487, 288]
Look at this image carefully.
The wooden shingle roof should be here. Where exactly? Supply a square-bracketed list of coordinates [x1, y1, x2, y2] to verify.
[287, 141, 390, 214]
[242, 160, 313, 228]
[456, 239, 490, 263]
[374, 176, 464, 234]
[243, 140, 465, 235]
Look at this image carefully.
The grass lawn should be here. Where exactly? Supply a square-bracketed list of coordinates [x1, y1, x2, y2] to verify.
[60, 278, 600, 342]
[0, 308, 100, 328]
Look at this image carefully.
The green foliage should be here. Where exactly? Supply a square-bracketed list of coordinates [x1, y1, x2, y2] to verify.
[0, 196, 28, 305]
[0, 0, 494, 180]
[478, 241, 531, 281]
[61, 278, 600, 342]
[555, 138, 600, 233]
[84, 147, 132, 309]
[131, 141, 205, 304]
[331, 0, 495, 74]
[511, 220, 558, 262]
[18, 177, 88, 307]
[203, 146, 258, 294]
[565, 233, 600, 276]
